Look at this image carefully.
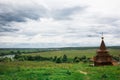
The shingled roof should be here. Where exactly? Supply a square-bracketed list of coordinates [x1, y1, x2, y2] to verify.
[99, 37, 106, 50]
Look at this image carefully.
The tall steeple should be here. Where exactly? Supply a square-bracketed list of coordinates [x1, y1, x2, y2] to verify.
[99, 33, 106, 50]
[93, 33, 113, 66]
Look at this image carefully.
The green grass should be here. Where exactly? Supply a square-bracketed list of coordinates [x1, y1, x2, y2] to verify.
[23, 49, 120, 58]
[0, 48, 120, 80]
[23, 49, 96, 59]
[0, 61, 120, 80]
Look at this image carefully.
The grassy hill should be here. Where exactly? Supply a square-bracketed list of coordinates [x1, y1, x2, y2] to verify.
[0, 61, 120, 80]
[0, 47, 120, 80]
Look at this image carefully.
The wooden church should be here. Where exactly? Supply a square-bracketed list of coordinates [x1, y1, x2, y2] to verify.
[93, 35, 113, 66]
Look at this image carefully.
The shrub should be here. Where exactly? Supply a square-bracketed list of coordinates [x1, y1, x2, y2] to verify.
[14, 54, 21, 59]
[62, 54, 67, 62]
[53, 56, 57, 62]
[17, 57, 25, 61]
[56, 57, 62, 63]
[0, 53, 5, 56]
[66, 70, 71, 75]
[17, 50, 21, 54]
[10, 51, 15, 54]
[80, 56, 86, 61]
[82, 59, 87, 63]
[73, 57, 80, 63]
[112, 56, 120, 61]
[101, 74, 108, 79]
[0, 57, 12, 62]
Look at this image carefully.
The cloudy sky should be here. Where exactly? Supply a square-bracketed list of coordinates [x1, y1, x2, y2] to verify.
[0, 0, 120, 48]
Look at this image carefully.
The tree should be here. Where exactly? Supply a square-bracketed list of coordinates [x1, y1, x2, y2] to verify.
[101, 74, 108, 80]
[56, 57, 62, 63]
[73, 57, 80, 63]
[62, 54, 67, 62]
[10, 51, 15, 54]
[0, 57, 12, 62]
[14, 54, 21, 59]
[0, 52, 4, 56]
[17, 50, 21, 54]
[53, 56, 57, 61]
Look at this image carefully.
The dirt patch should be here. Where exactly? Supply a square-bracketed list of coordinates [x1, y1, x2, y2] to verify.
[79, 70, 87, 75]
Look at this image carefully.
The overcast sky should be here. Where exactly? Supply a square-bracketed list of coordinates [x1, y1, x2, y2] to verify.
[0, 0, 120, 48]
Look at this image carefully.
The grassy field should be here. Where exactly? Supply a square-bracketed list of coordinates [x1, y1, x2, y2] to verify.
[0, 48, 120, 80]
[0, 61, 120, 80]
[23, 49, 120, 58]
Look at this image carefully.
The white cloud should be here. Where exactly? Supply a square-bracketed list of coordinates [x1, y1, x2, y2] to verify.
[0, 0, 120, 48]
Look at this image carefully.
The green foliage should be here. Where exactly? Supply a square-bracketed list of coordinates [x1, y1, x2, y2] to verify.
[101, 74, 108, 79]
[73, 57, 80, 63]
[53, 56, 57, 62]
[14, 54, 52, 61]
[73, 56, 90, 63]
[56, 57, 62, 63]
[112, 56, 120, 61]
[62, 54, 68, 62]
[14, 54, 21, 59]
[66, 70, 71, 75]
[0, 48, 120, 80]
[0, 57, 12, 62]
[0, 61, 120, 80]
[10, 51, 15, 54]
[17, 50, 21, 54]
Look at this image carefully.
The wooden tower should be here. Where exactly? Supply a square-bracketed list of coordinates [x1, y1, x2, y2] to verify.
[94, 35, 113, 66]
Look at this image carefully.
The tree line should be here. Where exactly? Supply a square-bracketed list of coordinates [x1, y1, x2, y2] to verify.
[0, 53, 120, 63]
[0, 53, 92, 63]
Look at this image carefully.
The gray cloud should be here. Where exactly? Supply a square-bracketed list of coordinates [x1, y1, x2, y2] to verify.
[87, 15, 120, 38]
[0, 26, 19, 32]
[94, 16, 119, 24]
[89, 25, 120, 38]
[41, 32, 60, 37]
[0, 42, 66, 48]
[0, 0, 120, 48]
[97, 17, 120, 29]
[0, 3, 47, 24]
[87, 34, 99, 37]
[0, 2, 85, 34]
[0, 3, 47, 32]
[52, 6, 86, 20]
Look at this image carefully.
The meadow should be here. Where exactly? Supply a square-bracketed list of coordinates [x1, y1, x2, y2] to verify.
[22, 48, 120, 58]
[0, 47, 120, 80]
